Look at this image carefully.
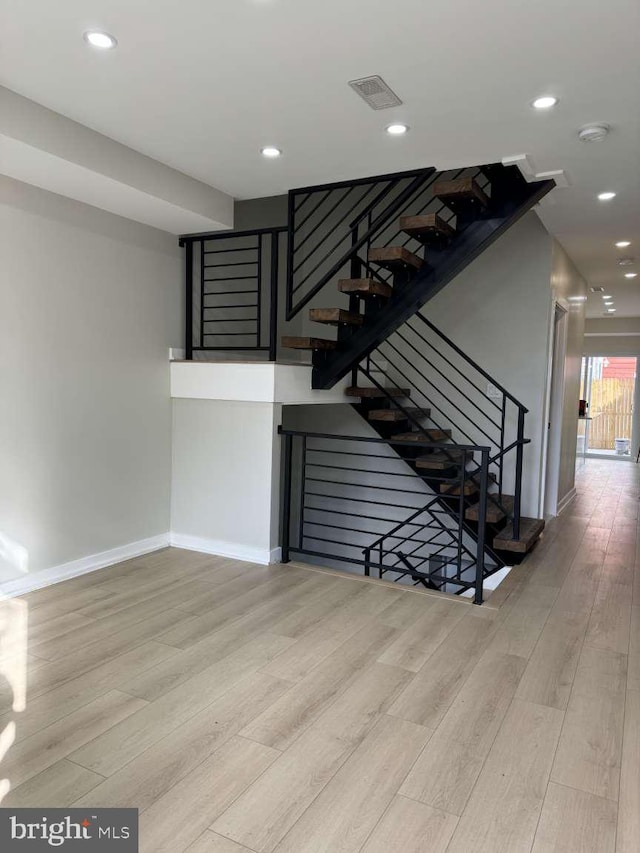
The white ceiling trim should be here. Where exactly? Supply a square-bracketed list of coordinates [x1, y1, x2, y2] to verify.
[502, 154, 570, 189]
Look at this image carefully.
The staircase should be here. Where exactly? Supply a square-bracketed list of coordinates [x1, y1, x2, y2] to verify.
[181, 160, 554, 601]
[279, 163, 552, 586]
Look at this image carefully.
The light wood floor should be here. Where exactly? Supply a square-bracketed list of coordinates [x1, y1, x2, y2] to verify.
[1, 457, 639, 852]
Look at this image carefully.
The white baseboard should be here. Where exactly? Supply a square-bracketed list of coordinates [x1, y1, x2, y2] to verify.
[0, 533, 170, 598]
[556, 487, 577, 516]
[169, 533, 280, 566]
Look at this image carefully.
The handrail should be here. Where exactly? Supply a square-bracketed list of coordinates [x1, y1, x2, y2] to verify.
[179, 225, 287, 245]
[415, 313, 529, 413]
[277, 426, 491, 453]
[288, 167, 433, 197]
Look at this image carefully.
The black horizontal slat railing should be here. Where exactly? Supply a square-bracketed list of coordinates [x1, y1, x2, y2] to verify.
[280, 427, 496, 603]
[179, 227, 287, 360]
[356, 310, 529, 540]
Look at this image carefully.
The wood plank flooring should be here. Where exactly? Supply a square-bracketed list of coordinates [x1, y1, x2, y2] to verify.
[1, 458, 639, 851]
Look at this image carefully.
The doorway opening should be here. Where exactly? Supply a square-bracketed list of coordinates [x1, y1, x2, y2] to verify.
[579, 356, 637, 458]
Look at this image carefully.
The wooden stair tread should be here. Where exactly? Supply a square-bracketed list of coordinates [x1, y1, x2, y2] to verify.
[309, 308, 364, 326]
[368, 409, 408, 422]
[368, 246, 423, 272]
[366, 406, 431, 423]
[493, 517, 545, 554]
[399, 213, 456, 245]
[433, 176, 489, 209]
[281, 336, 337, 351]
[338, 278, 392, 298]
[392, 429, 451, 442]
[440, 480, 478, 497]
[415, 450, 465, 470]
[466, 495, 514, 523]
[345, 387, 410, 398]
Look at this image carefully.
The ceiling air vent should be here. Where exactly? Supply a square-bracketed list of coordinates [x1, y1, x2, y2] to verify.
[348, 76, 403, 110]
[589, 286, 605, 293]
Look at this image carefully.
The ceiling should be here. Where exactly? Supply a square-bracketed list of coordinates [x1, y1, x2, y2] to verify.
[1, 0, 639, 315]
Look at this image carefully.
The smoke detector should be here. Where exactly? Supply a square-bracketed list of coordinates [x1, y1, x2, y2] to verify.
[348, 76, 403, 110]
[578, 123, 610, 143]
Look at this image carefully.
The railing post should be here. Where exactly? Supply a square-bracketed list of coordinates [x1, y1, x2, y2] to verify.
[285, 192, 295, 318]
[499, 396, 506, 501]
[474, 448, 489, 605]
[199, 238, 205, 350]
[457, 453, 465, 580]
[281, 433, 293, 563]
[513, 407, 525, 541]
[184, 240, 193, 360]
[363, 548, 371, 577]
[269, 231, 279, 362]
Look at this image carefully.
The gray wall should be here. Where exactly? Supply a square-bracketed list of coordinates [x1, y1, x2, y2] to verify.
[416, 213, 554, 517]
[0, 176, 182, 583]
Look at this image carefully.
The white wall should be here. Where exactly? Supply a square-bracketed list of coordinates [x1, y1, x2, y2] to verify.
[584, 336, 640, 357]
[0, 176, 182, 587]
[171, 399, 282, 563]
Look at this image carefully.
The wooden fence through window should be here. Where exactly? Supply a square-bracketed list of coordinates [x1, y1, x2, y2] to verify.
[589, 377, 634, 450]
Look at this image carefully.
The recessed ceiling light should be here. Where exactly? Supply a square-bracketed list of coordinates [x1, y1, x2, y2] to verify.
[625, 272, 638, 278]
[604, 301, 614, 306]
[615, 241, 631, 248]
[568, 295, 588, 302]
[260, 146, 282, 158]
[598, 192, 616, 201]
[532, 96, 558, 110]
[386, 123, 409, 135]
[618, 258, 635, 266]
[602, 294, 612, 299]
[606, 308, 617, 313]
[83, 31, 118, 49]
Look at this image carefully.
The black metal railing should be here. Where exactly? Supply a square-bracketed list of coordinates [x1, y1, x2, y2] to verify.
[357, 312, 529, 539]
[280, 428, 498, 603]
[285, 165, 492, 321]
[180, 227, 286, 360]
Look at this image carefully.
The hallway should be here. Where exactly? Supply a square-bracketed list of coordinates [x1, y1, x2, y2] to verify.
[1, 458, 638, 852]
